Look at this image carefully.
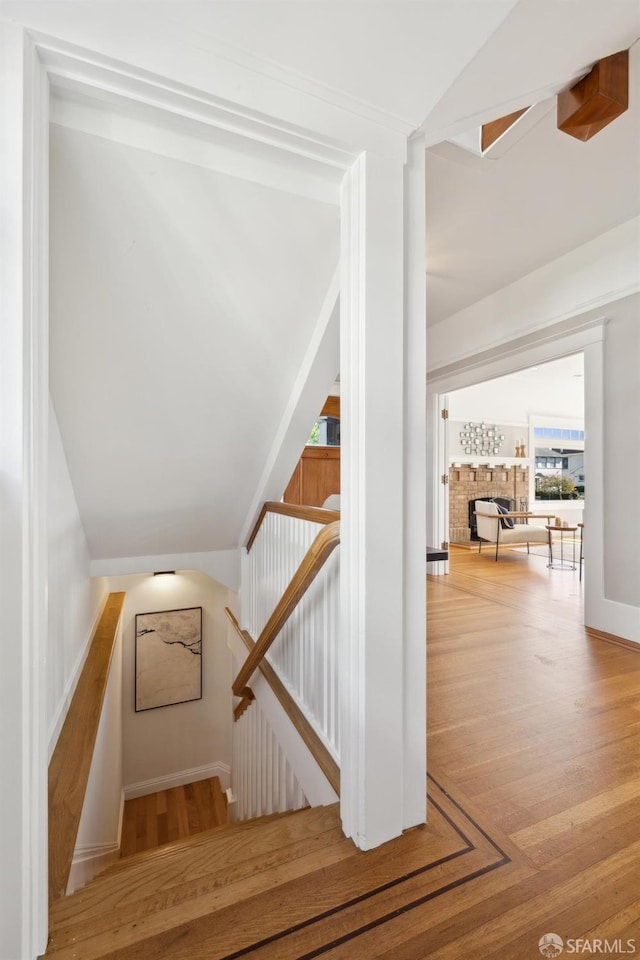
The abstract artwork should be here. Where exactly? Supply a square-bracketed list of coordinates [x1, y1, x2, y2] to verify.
[135, 606, 202, 711]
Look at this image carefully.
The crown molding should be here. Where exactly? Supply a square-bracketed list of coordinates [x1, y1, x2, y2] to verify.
[33, 31, 408, 164]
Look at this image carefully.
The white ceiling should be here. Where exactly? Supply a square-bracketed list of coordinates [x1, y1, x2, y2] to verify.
[422, 0, 640, 137]
[146, 0, 519, 128]
[50, 125, 339, 558]
[448, 353, 585, 423]
[22, 0, 638, 561]
[426, 32, 640, 325]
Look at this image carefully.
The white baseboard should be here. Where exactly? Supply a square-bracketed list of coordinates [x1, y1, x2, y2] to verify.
[587, 596, 640, 644]
[124, 761, 231, 800]
[47, 589, 109, 761]
[67, 841, 120, 895]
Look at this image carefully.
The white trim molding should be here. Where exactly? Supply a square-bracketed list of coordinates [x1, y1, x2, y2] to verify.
[428, 314, 608, 389]
[0, 23, 49, 960]
[124, 762, 231, 800]
[34, 32, 368, 167]
[32, 28, 408, 162]
[67, 840, 119, 895]
[402, 134, 427, 828]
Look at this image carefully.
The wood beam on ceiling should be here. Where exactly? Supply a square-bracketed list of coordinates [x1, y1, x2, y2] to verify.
[481, 107, 529, 152]
[557, 49, 628, 142]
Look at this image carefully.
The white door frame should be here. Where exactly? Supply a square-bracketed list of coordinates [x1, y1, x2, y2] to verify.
[4, 26, 426, 954]
[426, 315, 606, 624]
[0, 24, 49, 959]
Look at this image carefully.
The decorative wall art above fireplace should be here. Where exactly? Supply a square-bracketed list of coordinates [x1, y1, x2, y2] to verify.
[459, 422, 506, 457]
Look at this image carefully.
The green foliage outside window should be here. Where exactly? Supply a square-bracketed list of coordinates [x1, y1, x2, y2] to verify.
[535, 474, 579, 499]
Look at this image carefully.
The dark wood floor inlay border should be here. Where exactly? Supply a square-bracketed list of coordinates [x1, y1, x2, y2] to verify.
[220, 774, 511, 960]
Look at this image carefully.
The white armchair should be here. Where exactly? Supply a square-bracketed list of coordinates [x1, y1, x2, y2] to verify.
[474, 500, 549, 561]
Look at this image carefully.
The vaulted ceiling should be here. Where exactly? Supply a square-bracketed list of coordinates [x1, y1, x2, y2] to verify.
[7, 0, 636, 561]
[49, 124, 340, 558]
[426, 28, 640, 325]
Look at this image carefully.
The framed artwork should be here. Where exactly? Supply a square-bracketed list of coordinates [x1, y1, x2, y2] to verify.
[135, 606, 202, 711]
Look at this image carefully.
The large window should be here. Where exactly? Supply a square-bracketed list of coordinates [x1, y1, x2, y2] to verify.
[307, 416, 340, 446]
[533, 427, 584, 441]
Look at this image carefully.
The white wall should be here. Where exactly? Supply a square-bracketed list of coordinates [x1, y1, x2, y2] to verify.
[449, 421, 525, 459]
[447, 361, 584, 424]
[108, 570, 233, 795]
[603, 295, 640, 607]
[48, 398, 108, 757]
[69, 619, 123, 891]
[49, 123, 340, 562]
[428, 217, 640, 371]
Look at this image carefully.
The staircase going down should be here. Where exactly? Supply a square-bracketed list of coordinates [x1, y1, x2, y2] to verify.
[46, 802, 349, 960]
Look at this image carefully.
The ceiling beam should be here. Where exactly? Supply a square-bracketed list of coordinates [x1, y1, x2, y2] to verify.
[481, 107, 529, 152]
[557, 49, 628, 142]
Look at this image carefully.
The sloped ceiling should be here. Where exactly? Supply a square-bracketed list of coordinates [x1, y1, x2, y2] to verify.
[422, 0, 640, 137]
[146, 0, 519, 127]
[50, 125, 339, 559]
[30, 0, 640, 561]
[426, 30, 640, 325]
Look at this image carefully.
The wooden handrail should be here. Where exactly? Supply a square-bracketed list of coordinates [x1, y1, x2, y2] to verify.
[246, 501, 340, 552]
[226, 609, 340, 795]
[48, 592, 125, 901]
[234, 688, 255, 721]
[233, 520, 340, 696]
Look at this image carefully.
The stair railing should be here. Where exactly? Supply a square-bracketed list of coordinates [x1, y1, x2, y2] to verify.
[231, 519, 340, 698]
[225, 502, 341, 794]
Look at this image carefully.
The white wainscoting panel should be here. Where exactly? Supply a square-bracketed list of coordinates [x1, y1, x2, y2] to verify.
[243, 511, 340, 761]
[232, 696, 307, 821]
[246, 511, 324, 638]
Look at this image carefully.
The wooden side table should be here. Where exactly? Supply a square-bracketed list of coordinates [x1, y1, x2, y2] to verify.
[546, 525, 578, 570]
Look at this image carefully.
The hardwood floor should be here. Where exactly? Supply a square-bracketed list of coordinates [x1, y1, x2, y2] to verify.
[120, 777, 228, 857]
[47, 548, 640, 958]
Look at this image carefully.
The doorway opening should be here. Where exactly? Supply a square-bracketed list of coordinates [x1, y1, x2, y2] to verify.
[446, 354, 585, 559]
[426, 322, 604, 636]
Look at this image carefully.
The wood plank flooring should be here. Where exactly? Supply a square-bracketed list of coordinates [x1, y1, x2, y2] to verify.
[47, 548, 640, 958]
[120, 777, 228, 857]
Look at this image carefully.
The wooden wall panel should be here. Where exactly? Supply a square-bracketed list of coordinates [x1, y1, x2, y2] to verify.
[320, 396, 340, 419]
[283, 461, 302, 505]
[284, 446, 340, 507]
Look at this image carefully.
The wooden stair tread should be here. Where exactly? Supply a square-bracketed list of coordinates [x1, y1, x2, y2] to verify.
[49, 804, 341, 929]
[46, 804, 348, 959]
[47, 780, 490, 960]
[119, 776, 229, 859]
[108, 805, 294, 874]
[46, 833, 353, 960]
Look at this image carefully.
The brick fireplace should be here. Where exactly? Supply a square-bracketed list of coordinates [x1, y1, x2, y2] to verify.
[449, 463, 530, 543]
